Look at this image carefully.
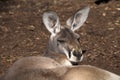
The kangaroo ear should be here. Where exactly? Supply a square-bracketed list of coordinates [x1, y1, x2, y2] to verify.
[43, 11, 61, 35]
[66, 6, 90, 31]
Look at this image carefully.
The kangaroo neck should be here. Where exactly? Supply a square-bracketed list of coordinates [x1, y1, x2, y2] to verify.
[47, 35, 58, 52]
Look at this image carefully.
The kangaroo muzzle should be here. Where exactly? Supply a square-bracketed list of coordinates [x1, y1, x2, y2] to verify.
[69, 48, 84, 63]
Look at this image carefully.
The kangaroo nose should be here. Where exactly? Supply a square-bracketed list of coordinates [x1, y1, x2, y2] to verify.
[73, 50, 82, 60]
[73, 51, 78, 56]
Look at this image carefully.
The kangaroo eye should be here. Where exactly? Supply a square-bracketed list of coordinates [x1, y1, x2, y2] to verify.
[77, 37, 80, 42]
[57, 39, 66, 43]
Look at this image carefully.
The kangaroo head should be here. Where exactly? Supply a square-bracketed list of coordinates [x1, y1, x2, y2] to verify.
[43, 7, 90, 64]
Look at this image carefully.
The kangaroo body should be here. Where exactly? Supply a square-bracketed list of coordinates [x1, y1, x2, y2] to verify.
[4, 63, 120, 80]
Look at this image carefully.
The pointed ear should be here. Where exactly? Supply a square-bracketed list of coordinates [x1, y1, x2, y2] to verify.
[66, 6, 90, 31]
[43, 11, 61, 35]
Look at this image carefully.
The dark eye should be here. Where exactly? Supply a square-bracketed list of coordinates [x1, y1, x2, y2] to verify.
[57, 39, 66, 43]
[77, 37, 80, 42]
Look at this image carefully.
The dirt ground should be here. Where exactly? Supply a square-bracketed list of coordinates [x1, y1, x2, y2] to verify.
[0, 0, 120, 77]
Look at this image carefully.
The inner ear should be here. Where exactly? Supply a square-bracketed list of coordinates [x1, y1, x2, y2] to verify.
[48, 15, 57, 28]
[74, 13, 82, 25]
[71, 13, 82, 29]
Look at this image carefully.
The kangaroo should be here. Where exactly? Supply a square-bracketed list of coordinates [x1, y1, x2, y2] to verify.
[3, 6, 120, 80]
[43, 6, 89, 64]
[4, 6, 90, 80]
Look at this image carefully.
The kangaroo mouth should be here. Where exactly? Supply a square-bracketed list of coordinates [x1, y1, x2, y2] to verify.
[70, 61, 79, 65]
